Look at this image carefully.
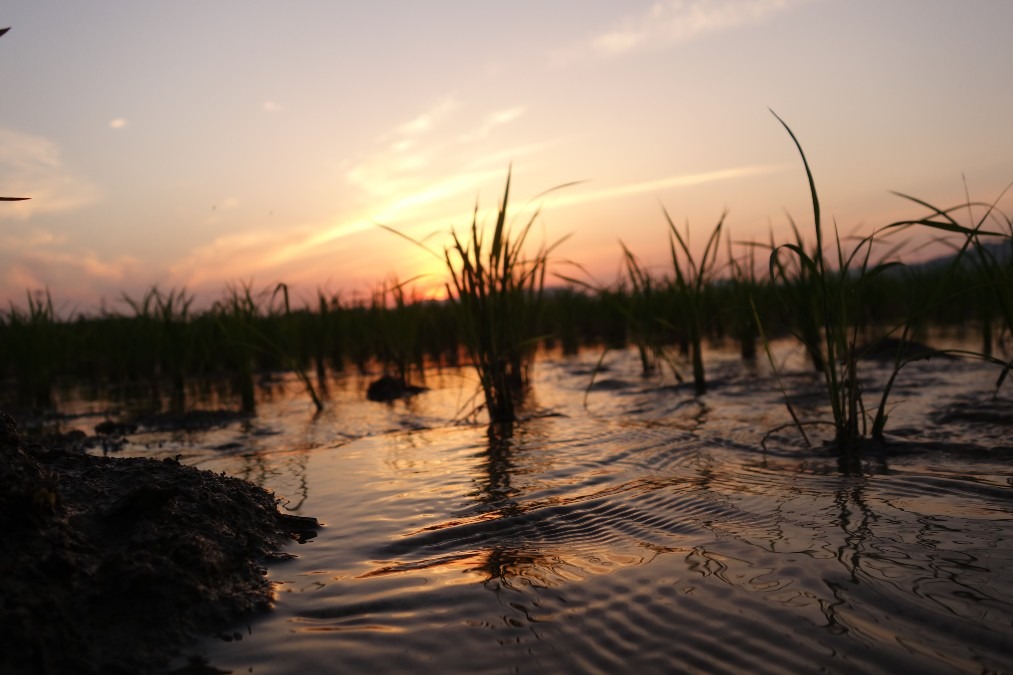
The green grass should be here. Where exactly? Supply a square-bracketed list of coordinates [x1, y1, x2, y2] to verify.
[764, 111, 907, 457]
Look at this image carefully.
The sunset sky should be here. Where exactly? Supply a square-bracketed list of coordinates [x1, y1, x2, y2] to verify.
[2, 1, 1012, 313]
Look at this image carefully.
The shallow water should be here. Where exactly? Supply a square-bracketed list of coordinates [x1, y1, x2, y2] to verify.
[81, 345, 1013, 673]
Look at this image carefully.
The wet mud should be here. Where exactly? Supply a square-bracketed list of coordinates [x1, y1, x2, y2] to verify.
[0, 412, 317, 675]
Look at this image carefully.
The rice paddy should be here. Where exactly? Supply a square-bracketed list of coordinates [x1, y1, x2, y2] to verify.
[4, 120, 1013, 674]
[4, 150, 1009, 450]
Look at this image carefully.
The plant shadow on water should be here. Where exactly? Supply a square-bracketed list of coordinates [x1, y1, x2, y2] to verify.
[128, 344, 1013, 675]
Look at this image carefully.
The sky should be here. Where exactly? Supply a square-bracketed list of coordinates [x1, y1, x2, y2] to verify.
[2, 0, 1012, 313]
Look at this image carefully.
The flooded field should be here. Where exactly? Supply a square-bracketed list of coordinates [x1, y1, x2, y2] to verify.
[66, 344, 1013, 674]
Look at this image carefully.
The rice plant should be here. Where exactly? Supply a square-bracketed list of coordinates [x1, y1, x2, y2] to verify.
[383, 169, 569, 427]
[661, 211, 725, 395]
[2, 290, 58, 408]
[723, 235, 764, 360]
[883, 184, 1013, 391]
[605, 212, 724, 394]
[212, 282, 263, 414]
[269, 283, 324, 413]
[616, 244, 670, 375]
[371, 276, 427, 390]
[972, 212, 1013, 380]
[121, 286, 196, 412]
[445, 173, 571, 425]
[765, 111, 905, 456]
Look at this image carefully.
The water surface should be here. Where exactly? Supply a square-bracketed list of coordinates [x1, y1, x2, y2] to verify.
[86, 346, 1013, 673]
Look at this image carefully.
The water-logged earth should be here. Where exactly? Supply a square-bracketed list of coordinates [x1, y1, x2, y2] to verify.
[71, 343, 1013, 673]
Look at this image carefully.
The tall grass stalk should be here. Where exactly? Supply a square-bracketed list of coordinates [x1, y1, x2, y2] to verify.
[766, 112, 904, 454]
[270, 283, 324, 413]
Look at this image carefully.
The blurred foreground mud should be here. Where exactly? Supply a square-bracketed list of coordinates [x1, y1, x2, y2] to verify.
[0, 412, 316, 675]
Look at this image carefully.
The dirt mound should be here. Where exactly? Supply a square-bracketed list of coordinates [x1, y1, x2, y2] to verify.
[0, 412, 317, 675]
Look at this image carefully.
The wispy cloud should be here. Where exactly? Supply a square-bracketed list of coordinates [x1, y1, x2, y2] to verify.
[348, 98, 531, 209]
[393, 98, 457, 136]
[161, 98, 546, 294]
[262, 100, 283, 113]
[0, 228, 64, 249]
[370, 169, 505, 224]
[558, 0, 815, 61]
[2, 247, 142, 309]
[349, 99, 460, 199]
[548, 163, 788, 209]
[108, 118, 128, 129]
[458, 107, 527, 142]
[0, 127, 99, 220]
[167, 228, 294, 288]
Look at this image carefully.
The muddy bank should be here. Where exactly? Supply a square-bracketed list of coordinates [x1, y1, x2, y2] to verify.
[0, 412, 317, 675]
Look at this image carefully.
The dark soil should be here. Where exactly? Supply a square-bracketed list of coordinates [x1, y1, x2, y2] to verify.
[0, 412, 318, 675]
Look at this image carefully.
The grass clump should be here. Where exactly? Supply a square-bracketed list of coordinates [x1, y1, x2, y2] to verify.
[764, 112, 905, 456]
[615, 243, 670, 376]
[2, 290, 58, 408]
[614, 212, 725, 394]
[385, 169, 569, 428]
[441, 171, 569, 427]
[883, 184, 1013, 389]
[212, 282, 262, 413]
[371, 276, 427, 390]
[121, 286, 196, 412]
[661, 211, 725, 395]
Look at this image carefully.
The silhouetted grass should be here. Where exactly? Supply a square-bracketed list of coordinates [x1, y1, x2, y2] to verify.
[883, 184, 1013, 390]
[1, 151, 1010, 444]
[121, 286, 196, 412]
[764, 112, 907, 456]
[384, 170, 570, 427]
[662, 210, 725, 395]
[2, 290, 57, 408]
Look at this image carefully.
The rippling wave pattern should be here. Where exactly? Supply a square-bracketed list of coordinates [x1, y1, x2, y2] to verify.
[165, 351, 1013, 674]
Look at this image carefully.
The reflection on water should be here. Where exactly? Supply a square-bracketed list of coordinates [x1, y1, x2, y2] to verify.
[85, 347, 1013, 674]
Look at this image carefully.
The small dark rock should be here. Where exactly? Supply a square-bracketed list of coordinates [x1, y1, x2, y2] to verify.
[366, 374, 427, 402]
[95, 420, 139, 436]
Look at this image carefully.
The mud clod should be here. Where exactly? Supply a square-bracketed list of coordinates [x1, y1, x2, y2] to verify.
[0, 411, 317, 675]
